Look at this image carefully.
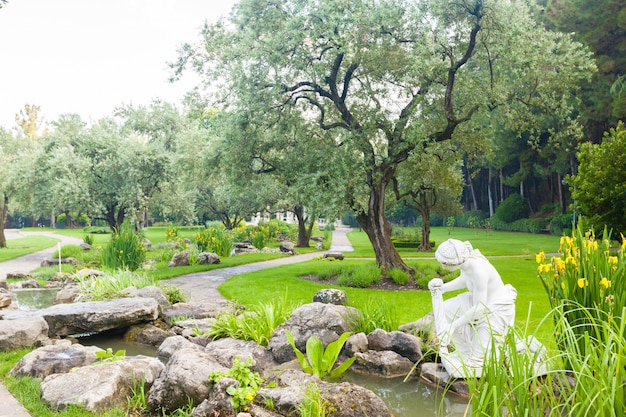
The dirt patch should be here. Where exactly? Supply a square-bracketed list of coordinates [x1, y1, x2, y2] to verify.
[299, 274, 423, 291]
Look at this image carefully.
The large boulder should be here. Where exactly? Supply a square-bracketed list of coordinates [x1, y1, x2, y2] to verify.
[9, 340, 102, 379]
[169, 251, 190, 267]
[162, 301, 232, 324]
[40, 257, 76, 268]
[147, 348, 227, 413]
[352, 350, 415, 378]
[0, 288, 13, 308]
[313, 289, 348, 305]
[260, 369, 393, 417]
[204, 337, 278, 373]
[0, 297, 159, 338]
[124, 322, 176, 347]
[367, 329, 423, 363]
[198, 252, 220, 265]
[40, 355, 164, 412]
[268, 302, 358, 364]
[122, 285, 170, 309]
[0, 316, 49, 351]
[156, 335, 202, 363]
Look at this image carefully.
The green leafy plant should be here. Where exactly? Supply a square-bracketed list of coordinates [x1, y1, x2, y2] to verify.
[388, 268, 409, 285]
[195, 227, 233, 257]
[336, 263, 381, 288]
[286, 331, 355, 380]
[76, 269, 156, 301]
[95, 348, 126, 362]
[126, 377, 149, 415]
[210, 357, 263, 413]
[101, 220, 146, 271]
[159, 284, 187, 304]
[83, 233, 95, 246]
[345, 297, 399, 334]
[297, 383, 334, 417]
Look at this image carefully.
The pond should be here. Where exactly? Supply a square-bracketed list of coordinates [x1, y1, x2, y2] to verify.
[14, 288, 59, 310]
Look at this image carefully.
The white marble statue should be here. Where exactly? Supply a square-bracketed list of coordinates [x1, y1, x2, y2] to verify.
[428, 238, 518, 378]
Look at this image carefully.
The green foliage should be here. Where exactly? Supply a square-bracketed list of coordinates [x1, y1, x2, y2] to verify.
[570, 122, 626, 233]
[205, 294, 297, 346]
[76, 270, 156, 301]
[94, 348, 126, 362]
[209, 357, 263, 413]
[336, 263, 381, 288]
[165, 223, 179, 242]
[548, 214, 573, 236]
[53, 244, 83, 259]
[159, 284, 187, 304]
[101, 220, 146, 271]
[388, 268, 409, 285]
[495, 194, 528, 223]
[195, 227, 233, 257]
[57, 213, 67, 224]
[250, 224, 270, 250]
[83, 233, 94, 246]
[344, 297, 399, 334]
[83, 226, 110, 234]
[126, 377, 149, 416]
[286, 331, 355, 380]
[297, 383, 334, 417]
[537, 223, 626, 357]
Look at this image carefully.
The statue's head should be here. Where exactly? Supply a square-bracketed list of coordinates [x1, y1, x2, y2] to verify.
[435, 239, 472, 270]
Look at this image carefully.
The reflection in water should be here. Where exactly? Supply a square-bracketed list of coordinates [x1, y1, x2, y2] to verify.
[343, 372, 470, 417]
[77, 330, 159, 358]
[14, 288, 59, 310]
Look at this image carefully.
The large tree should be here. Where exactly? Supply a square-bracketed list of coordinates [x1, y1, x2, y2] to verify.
[175, 0, 594, 271]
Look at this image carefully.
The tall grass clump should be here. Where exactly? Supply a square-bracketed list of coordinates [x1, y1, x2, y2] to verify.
[467, 307, 626, 416]
[205, 293, 299, 346]
[336, 263, 381, 288]
[345, 296, 399, 333]
[537, 222, 626, 355]
[76, 270, 156, 301]
[195, 227, 233, 257]
[101, 220, 146, 271]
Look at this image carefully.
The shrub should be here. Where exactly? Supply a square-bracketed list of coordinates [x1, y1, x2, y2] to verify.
[495, 194, 528, 223]
[345, 297, 399, 333]
[159, 284, 187, 304]
[336, 264, 381, 288]
[548, 213, 574, 236]
[53, 244, 83, 259]
[286, 331, 356, 380]
[210, 357, 263, 414]
[195, 227, 233, 257]
[76, 270, 155, 301]
[83, 226, 110, 234]
[101, 220, 146, 271]
[83, 234, 94, 246]
[388, 268, 409, 285]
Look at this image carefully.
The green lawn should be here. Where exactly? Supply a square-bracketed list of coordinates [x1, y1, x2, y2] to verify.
[0, 235, 60, 262]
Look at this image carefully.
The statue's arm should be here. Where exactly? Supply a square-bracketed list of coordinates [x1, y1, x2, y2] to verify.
[440, 275, 467, 293]
[449, 270, 489, 331]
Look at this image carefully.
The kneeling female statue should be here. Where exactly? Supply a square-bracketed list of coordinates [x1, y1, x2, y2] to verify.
[428, 239, 518, 378]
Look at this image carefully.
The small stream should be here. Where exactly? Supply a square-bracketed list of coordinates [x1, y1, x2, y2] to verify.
[14, 289, 470, 416]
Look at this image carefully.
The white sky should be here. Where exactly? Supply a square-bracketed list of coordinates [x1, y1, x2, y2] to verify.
[0, 0, 238, 129]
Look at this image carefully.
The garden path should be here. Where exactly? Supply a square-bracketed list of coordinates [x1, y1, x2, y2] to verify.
[0, 226, 353, 417]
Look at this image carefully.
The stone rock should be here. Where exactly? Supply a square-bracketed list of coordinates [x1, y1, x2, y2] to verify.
[124, 322, 176, 347]
[276, 234, 291, 242]
[0, 288, 13, 308]
[9, 340, 103, 379]
[147, 348, 227, 413]
[156, 335, 202, 363]
[268, 302, 358, 363]
[419, 362, 470, 399]
[1, 297, 159, 338]
[0, 316, 49, 351]
[169, 250, 190, 267]
[323, 251, 344, 260]
[399, 312, 434, 337]
[233, 241, 259, 254]
[198, 252, 220, 265]
[79, 243, 92, 251]
[54, 283, 80, 304]
[344, 332, 368, 356]
[143, 238, 152, 249]
[313, 289, 348, 305]
[279, 241, 295, 255]
[0, 280, 7, 290]
[6, 272, 32, 280]
[367, 329, 423, 363]
[352, 350, 415, 378]
[21, 279, 41, 289]
[162, 301, 233, 324]
[71, 269, 105, 280]
[122, 285, 170, 309]
[315, 242, 324, 250]
[260, 369, 392, 417]
[191, 377, 238, 417]
[40, 355, 164, 412]
[204, 337, 278, 373]
[40, 257, 77, 268]
[310, 236, 324, 243]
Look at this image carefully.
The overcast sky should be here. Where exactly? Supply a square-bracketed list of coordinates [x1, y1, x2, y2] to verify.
[0, 0, 238, 129]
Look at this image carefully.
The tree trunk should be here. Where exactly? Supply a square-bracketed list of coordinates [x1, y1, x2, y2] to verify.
[488, 168, 494, 217]
[419, 209, 433, 252]
[0, 193, 7, 248]
[356, 180, 411, 272]
[294, 204, 310, 248]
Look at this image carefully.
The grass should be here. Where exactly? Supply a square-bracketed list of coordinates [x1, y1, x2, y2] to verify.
[0, 235, 59, 262]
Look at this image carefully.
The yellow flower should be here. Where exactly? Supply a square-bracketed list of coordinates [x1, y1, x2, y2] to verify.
[245, 393, 255, 401]
[536, 251, 545, 264]
[577, 278, 588, 288]
[561, 282, 566, 290]
[565, 256, 578, 267]
[608, 256, 618, 265]
[119, 250, 124, 254]
[600, 277, 612, 288]
[554, 257, 565, 273]
[538, 264, 553, 274]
